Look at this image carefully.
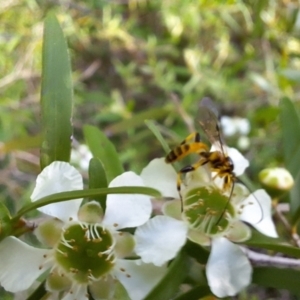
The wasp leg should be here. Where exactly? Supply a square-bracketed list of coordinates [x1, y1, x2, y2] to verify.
[211, 172, 234, 192]
[180, 132, 201, 144]
[176, 158, 209, 211]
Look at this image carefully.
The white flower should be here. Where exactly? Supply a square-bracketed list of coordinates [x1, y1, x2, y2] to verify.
[220, 116, 250, 137]
[0, 161, 166, 300]
[135, 156, 278, 297]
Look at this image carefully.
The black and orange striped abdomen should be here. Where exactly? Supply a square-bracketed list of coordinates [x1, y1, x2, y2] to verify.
[165, 142, 209, 163]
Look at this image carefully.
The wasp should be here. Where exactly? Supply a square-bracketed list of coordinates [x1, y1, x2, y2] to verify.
[165, 98, 238, 220]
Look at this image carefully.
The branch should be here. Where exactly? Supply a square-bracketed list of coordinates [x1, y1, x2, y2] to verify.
[243, 247, 300, 269]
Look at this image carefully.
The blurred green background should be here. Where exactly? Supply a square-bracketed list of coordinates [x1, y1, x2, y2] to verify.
[1, 0, 300, 298]
[2, 0, 300, 219]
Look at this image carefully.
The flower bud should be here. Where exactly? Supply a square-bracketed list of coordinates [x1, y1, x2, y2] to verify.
[259, 167, 294, 197]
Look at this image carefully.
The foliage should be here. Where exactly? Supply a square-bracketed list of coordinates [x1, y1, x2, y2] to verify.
[1, 0, 300, 299]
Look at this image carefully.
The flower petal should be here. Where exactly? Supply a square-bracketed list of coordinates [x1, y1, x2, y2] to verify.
[206, 237, 252, 297]
[31, 161, 83, 222]
[135, 215, 188, 266]
[239, 189, 278, 238]
[220, 116, 236, 137]
[140, 158, 179, 198]
[0, 237, 52, 292]
[103, 172, 152, 229]
[113, 259, 166, 300]
[227, 147, 249, 176]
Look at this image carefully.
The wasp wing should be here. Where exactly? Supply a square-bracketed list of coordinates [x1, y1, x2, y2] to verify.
[198, 97, 227, 156]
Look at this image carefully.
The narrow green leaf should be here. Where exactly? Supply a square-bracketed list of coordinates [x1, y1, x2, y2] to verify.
[280, 97, 300, 224]
[40, 13, 73, 169]
[184, 240, 210, 264]
[144, 251, 190, 300]
[145, 119, 171, 154]
[173, 284, 211, 300]
[253, 267, 300, 293]
[280, 97, 300, 178]
[290, 171, 300, 224]
[83, 125, 124, 182]
[244, 229, 300, 258]
[13, 186, 160, 221]
[27, 280, 47, 300]
[0, 203, 12, 239]
[88, 158, 107, 209]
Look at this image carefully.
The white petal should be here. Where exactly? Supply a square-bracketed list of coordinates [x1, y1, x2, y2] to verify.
[237, 118, 250, 135]
[103, 172, 152, 229]
[0, 237, 52, 292]
[62, 283, 88, 300]
[239, 189, 278, 238]
[206, 237, 252, 297]
[135, 215, 188, 266]
[140, 158, 179, 198]
[220, 116, 236, 137]
[31, 161, 83, 222]
[227, 147, 249, 176]
[113, 259, 166, 300]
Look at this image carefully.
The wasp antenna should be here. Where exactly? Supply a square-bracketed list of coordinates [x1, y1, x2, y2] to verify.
[215, 183, 235, 226]
[180, 196, 183, 212]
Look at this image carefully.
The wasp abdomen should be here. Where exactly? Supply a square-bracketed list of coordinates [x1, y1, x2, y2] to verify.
[165, 142, 209, 163]
[165, 144, 190, 163]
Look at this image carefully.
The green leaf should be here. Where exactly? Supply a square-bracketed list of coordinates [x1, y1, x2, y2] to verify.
[183, 240, 210, 264]
[173, 284, 211, 300]
[145, 119, 171, 154]
[27, 280, 47, 300]
[280, 97, 300, 224]
[253, 267, 300, 293]
[13, 186, 160, 221]
[88, 158, 107, 209]
[0, 203, 12, 239]
[290, 171, 300, 225]
[244, 229, 300, 258]
[84, 125, 124, 183]
[40, 13, 73, 169]
[280, 97, 300, 178]
[144, 251, 190, 300]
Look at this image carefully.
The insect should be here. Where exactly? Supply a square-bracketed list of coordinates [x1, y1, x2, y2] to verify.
[165, 98, 242, 222]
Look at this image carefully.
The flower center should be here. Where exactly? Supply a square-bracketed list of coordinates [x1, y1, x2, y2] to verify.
[54, 222, 115, 283]
[183, 186, 235, 235]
